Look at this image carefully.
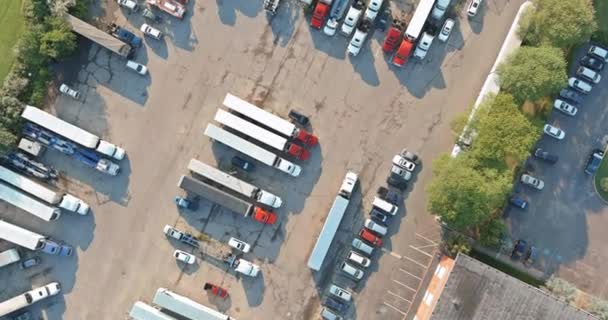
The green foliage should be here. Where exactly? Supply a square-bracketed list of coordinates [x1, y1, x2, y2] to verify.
[590, 296, 608, 320]
[68, 0, 90, 20]
[478, 218, 506, 247]
[0, 127, 17, 155]
[40, 17, 77, 59]
[27, 67, 50, 106]
[497, 46, 567, 103]
[444, 234, 471, 257]
[544, 276, 578, 303]
[23, 0, 50, 21]
[520, 0, 597, 48]
[0, 96, 23, 130]
[592, 0, 608, 46]
[601, 178, 608, 193]
[16, 25, 47, 69]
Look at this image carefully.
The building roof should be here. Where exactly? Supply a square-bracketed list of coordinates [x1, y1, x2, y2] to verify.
[430, 253, 596, 320]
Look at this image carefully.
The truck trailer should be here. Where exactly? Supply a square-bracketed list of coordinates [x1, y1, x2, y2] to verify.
[222, 93, 318, 146]
[177, 175, 277, 224]
[0, 282, 61, 317]
[404, 0, 435, 40]
[188, 158, 282, 208]
[21, 106, 125, 161]
[204, 124, 301, 177]
[214, 109, 310, 160]
[0, 165, 89, 215]
[0, 220, 45, 251]
[0, 183, 61, 222]
[0, 248, 20, 269]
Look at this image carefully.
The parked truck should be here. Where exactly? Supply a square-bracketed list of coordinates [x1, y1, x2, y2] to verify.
[204, 123, 302, 177]
[223, 93, 318, 146]
[177, 175, 277, 224]
[0, 166, 89, 215]
[188, 158, 282, 208]
[0, 282, 61, 317]
[215, 109, 310, 160]
[146, 0, 186, 19]
[65, 14, 133, 58]
[0, 220, 65, 255]
[21, 106, 125, 161]
[405, 0, 435, 41]
[163, 225, 200, 248]
[0, 248, 20, 269]
[0, 183, 61, 222]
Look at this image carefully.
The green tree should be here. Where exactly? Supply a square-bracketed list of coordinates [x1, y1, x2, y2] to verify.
[0, 128, 17, 155]
[469, 93, 540, 165]
[444, 234, 472, 257]
[544, 276, 577, 303]
[497, 46, 567, 103]
[40, 17, 77, 60]
[478, 217, 506, 246]
[519, 0, 597, 48]
[590, 297, 608, 320]
[0, 96, 24, 131]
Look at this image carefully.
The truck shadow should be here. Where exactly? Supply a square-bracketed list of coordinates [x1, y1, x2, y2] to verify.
[215, 0, 263, 26]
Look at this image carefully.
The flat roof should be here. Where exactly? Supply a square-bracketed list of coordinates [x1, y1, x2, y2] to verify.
[430, 254, 597, 320]
[307, 196, 349, 271]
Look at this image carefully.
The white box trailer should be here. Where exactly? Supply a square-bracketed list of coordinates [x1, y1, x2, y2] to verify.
[0, 182, 61, 221]
[405, 0, 436, 40]
[0, 248, 20, 269]
[177, 175, 254, 216]
[21, 106, 125, 160]
[204, 124, 301, 177]
[188, 159, 282, 208]
[0, 165, 89, 215]
[129, 301, 178, 320]
[152, 288, 231, 320]
[0, 282, 61, 317]
[222, 93, 318, 146]
[214, 110, 309, 160]
[0, 220, 46, 250]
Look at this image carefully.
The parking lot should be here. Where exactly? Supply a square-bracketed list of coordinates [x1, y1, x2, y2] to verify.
[507, 45, 608, 299]
[0, 0, 528, 319]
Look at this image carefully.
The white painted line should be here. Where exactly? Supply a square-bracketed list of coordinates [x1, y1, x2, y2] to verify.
[387, 290, 412, 303]
[392, 279, 418, 293]
[416, 232, 439, 245]
[403, 255, 428, 269]
[399, 268, 422, 281]
[415, 244, 440, 250]
[409, 245, 434, 258]
[382, 247, 403, 259]
[383, 302, 408, 316]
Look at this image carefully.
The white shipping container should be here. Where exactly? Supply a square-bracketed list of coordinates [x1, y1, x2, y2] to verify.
[214, 109, 288, 151]
[0, 183, 60, 221]
[204, 124, 278, 166]
[223, 93, 296, 137]
[405, 0, 436, 40]
[0, 248, 20, 268]
[21, 105, 100, 148]
[0, 220, 45, 251]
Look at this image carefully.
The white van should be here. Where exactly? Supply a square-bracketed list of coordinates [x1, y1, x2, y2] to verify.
[0, 248, 20, 268]
[339, 171, 358, 199]
[576, 66, 601, 84]
[589, 45, 608, 61]
[364, 218, 387, 236]
[372, 196, 398, 215]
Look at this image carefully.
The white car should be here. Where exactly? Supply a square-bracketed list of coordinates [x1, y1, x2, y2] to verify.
[140, 23, 163, 40]
[351, 238, 374, 256]
[347, 26, 369, 56]
[364, 0, 383, 21]
[553, 99, 577, 116]
[324, 18, 339, 36]
[588, 45, 608, 62]
[521, 174, 544, 190]
[340, 261, 364, 280]
[173, 250, 196, 264]
[126, 60, 148, 75]
[59, 83, 80, 99]
[347, 250, 371, 267]
[431, 0, 451, 20]
[233, 258, 260, 277]
[543, 124, 565, 140]
[341, 4, 363, 36]
[438, 18, 455, 42]
[467, 0, 482, 17]
[329, 284, 352, 302]
[117, 0, 138, 11]
[364, 218, 387, 236]
[576, 66, 601, 84]
[568, 77, 592, 94]
[392, 154, 416, 171]
[413, 32, 434, 59]
[228, 237, 251, 253]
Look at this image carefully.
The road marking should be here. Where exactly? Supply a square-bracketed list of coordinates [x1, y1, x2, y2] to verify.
[402, 254, 428, 268]
[382, 247, 403, 259]
[392, 279, 418, 292]
[399, 268, 422, 281]
[409, 245, 434, 258]
[416, 232, 439, 245]
[383, 302, 408, 315]
[387, 290, 412, 303]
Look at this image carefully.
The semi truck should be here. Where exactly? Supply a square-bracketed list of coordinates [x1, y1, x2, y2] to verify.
[204, 123, 302, 177]
[0, 248, 20, 269]
[214, 109, 310, 160]
[188, 158, 283, 208]
[21, 105, 125, 161]
[0, 220, 63, 254]
[0, 282, 61, 317]
[0, 183, 61, 222]
[404, 0, 435, 40]
[152, 288, 231, 320]
[65, 14, 133, 58]
[146, 0, 186, 19]
[0, 165, 89, 215]
[223, 93, 318, 146]
[178, 175, 277, 224]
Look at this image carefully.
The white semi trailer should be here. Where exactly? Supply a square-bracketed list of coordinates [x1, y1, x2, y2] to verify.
[188, 159, 282, 208]
[0, 183, 61, 222]
[21, 105, 125, 160]
[0, 165, 89, 215]
[0, 220, 67, 255]
[0, 282, 61, 317]
[204, 123, 301, 177]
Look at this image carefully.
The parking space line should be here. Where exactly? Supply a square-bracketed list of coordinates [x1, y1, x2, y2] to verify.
[409, 245, 434, 258]
[382, 248, 403, 259]
[399, 268, 422, 281]
[387, 290, 412, 303]
[402, 255, 428, 268]
[383, 302, 408, 316]
[392, 279, 418, 292]
[415, 232, 439, 245]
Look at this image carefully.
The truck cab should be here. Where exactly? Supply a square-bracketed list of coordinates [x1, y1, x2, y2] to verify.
[96, 140, 126, 161]
[382, 23, 403, 53]
[275, 158, 302, 177]
[339, 171, 358, 199]
[286, 143, 311, 160]
[253, 207, 277, 224]
[109, 24, 142, 47]
[256, 191, 283, 208]
[60, 194, 90, 215]
[392, 39, 414, 67]
[311, 1, 330, 29]
[294, 129, 318, 146]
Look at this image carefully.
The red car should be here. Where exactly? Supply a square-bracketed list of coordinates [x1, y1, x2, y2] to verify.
[253, 207, 277, 225]
[382, 25, 403, 53]
[392, 39, 414, 67]
[311, 2, 330, 29]
[203, 283, 228, 298]
[359, 228, 382, 247]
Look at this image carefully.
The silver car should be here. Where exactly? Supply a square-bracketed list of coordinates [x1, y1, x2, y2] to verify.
[521, 174, 544, 190]
[329, 284, 352, 301]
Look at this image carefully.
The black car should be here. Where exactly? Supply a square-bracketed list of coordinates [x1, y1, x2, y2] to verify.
[370, 208, 388, 223]
[387, 173, 407, 190]
[584, 149, 604, 175]
[375, 7, 392, 31]
[580, 55, 605, 72]
[558, 88, 583, 105]
[511, 240, 528, 260]
[533, 148, 558, 164]
[377, 186, 399, 205]
[231, 156, 254, 172]
[324, 297, 346, 313]
[288, 110, 310, 127]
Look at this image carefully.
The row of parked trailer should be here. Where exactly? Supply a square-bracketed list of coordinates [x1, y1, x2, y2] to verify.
[129, 288, 231, 320]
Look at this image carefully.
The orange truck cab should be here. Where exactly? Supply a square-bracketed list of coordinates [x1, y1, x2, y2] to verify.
[311, 2, 330, 29]
[253, 207, 277, 224]
[383, 26, 402, 53]
[295, 130, 318, 146]
[392, 39, 414, 67]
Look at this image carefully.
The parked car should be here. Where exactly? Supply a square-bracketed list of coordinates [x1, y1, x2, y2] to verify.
[228, 237, 251, 253]
[117, 0, 138, 11]
[375, 7, 391, 31]
[370, 208, 388, 223]
[568, 77, 592, 94]
[12, 312, 31, 320]
[325, 296, 347, 313]
[109, 23, 142, 47]
[311, 2, 330, 29]
[533, 148, 558, 164]
[126, 60, 148, 75]
[329, 284, 352, 302]
[253, 208, 277, 224]
[559, 88, 583, 104]
[438, 18, 455, 42]
[392, 39, 414, 67]
[203, 282, 228, 298]
[351, 238, 374, 256]
[377, 186, 399, 205]
[509, 196, 528, 209]
[553, 99, 578, 116]
[359, 228, 382, 246]
[467, 0, 482, 17]
[521, 174, 544, 190]
[431, 0, 451, 20]
[341, 0, 364, 36]
[387, 171, 408, 190]
[382, 23, 403, 53]
[588, 44, 608, 61]
[543, 124, 565, 140]
[511, 239, 527, 259]
[340, 261, 364, 280]
[576, 66, 601, 84]
[413, 32, 434, 59]
[288, 110, 310, 127]
[140, 23, 163, 39]
[392, 154, 416, 171]
[20, 257, 41, 269]
[347, 250, 371, 267]
[364, 218, 388, 236]
[364, 0, 383, 21]
[231, 156, 254, 172]
[580, 55, 605, 71]
[59, 84, 80, 99]
[347, 20, 371, 56]
[320, 307, 343, 320]
[390, 163, 412, 181]
[585, 149, 605, 175]
[523, 246, 538, 267]
[174, 250, 196, 264]
[324, 18, 339, 36]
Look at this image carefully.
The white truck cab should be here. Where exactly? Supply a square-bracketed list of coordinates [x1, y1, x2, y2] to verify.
[234, 258, 260, 277]
[413, 32, 434, 59]
[339, 171, 358, 199]
[60, 194, 90, 215]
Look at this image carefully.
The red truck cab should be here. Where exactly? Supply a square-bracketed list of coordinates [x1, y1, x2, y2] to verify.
[392, 39, 414, 67]
[253, 207, 277, 224]
[295, 130, 318, 146]
[287, 143, 311, 161]
[311, 2, 330, 29]
[383, 26, 403, 53]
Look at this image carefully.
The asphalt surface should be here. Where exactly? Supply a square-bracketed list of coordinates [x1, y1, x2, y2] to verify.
[507, 44, 608, 298]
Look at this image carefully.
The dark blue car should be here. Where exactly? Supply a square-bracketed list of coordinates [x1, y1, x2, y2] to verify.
[509, 196, 528, 209]
[511, 239, 528, 259]
[232, 156, 254, 172]
[370, 208, 388, 223]
[324, 297, 346, 313]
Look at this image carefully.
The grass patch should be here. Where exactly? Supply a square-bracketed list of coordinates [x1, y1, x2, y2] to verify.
[0, 0, 25, 83]
[469, 249, 546, 287]
[594, 153, 608, 201]
[593, 0, 608, 46]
